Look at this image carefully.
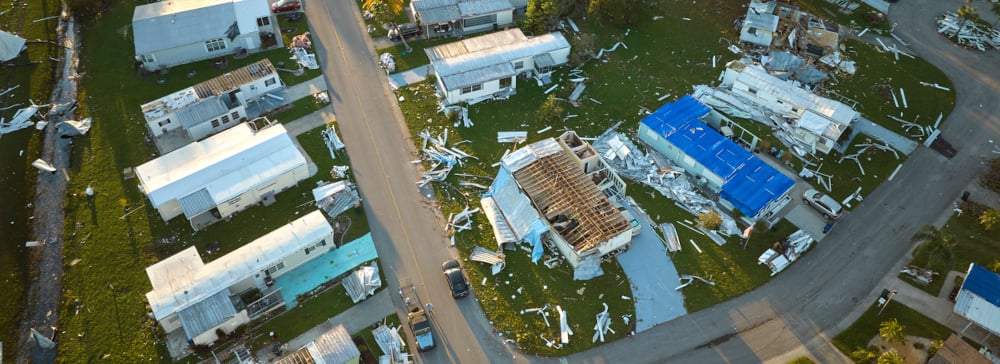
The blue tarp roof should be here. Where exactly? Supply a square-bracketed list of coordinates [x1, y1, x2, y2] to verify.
[964, 263, 1000, 307]
[641, 95, 795, 217]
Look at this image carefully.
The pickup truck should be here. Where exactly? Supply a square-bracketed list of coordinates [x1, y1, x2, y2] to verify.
[399, 283, 435, 352]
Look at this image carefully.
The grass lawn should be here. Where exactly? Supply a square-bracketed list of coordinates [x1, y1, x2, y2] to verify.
[250, 284, 357, 351]
[376, 37, 456, 73]
[794, 0, 890, 33]
[787, 357, 817, 364]
[264, 96, 331, 125]
[57, 4, 364, 361]
[832, 301, 952, 357]
[903, 202, 1000, 294]
[0, 0, 61, 359]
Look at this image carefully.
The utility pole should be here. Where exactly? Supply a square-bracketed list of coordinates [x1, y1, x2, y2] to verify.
[877, 289, 898, 316]
[109, 284, 124, 344]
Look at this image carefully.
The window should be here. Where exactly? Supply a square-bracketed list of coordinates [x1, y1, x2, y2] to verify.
[748, 87, 758, 95]
[157, 119, 171, 127]
[266, 262, 285, 274]
[460, 84, 483, 94]
[231, 111, 240, 120]
[265, 77, 276, 87]
[211, 119, 221, 128]
[499, 77, 512, 89]
[205, 38, 227, 52]
[221, 115, 230, 124]
[463, 14, 497, 28]
[256, 16, 270, 27]
[513, 61, 524, 70]
[142, 54, 155, 63]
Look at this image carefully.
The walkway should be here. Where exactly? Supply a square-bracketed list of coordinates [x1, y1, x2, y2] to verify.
[254, 289, 396, 362]
[617, 203, 686, 332]
[387, 64, 429, 89]
[851, 116, 919, 155]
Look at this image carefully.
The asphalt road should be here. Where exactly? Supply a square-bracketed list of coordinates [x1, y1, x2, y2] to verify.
[304, 0, 1000, 362]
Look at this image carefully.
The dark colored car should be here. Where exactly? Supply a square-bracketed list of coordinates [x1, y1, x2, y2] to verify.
[441, 260, 469, 298]
[271, 0, 301, 13]
[388, 23, 423, 41]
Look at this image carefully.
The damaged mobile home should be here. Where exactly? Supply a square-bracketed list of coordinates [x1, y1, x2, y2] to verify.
[739, 0, 843, 56]
[639, 96, 795, 226]
[426, 28, 570, 105]
[481, 131, 631, 274]
[410, 0, 515, 38]
[135, 123, 312, 230]
[141, 59, 283, 143]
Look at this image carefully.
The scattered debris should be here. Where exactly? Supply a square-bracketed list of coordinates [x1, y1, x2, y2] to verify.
[901, 265, 937, 285]
[312, 180, 361, 218]
[321, 123, 345, 158]
[288, 32, 318, 70]
[56, 117, 91, 136]
[331, 165, 350, 179]
[674, 274, 716, 290]
[937, 11, 1000, 51]
[557, 305, 573, 344]
[920, 82, 951, 91]
[416, 128, 474, 187]
[659, 223, 681, 252]
[595, 42, 627, 59]
[497, 131, 527, 143]
[592, 303, 614, 343]
[522, 304, 552, 328]
[343, 262, 382, 303]
[449, 206, 479, 232]
[31, 159, 57, 174]
[378, 53, 396, 73]
[688, 239, 703, 254]
[372, 324, 406, 363]
[758, 229, 814, 275]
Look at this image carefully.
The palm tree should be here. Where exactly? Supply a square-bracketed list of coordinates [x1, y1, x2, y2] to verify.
[363, 0, 411, 52]
[879, 319, 906, 344]
[980, 208, 1000, 230]
[910, 225, 956, 271]
[878, 350, 904, 364]
[955, 0, 978, 40]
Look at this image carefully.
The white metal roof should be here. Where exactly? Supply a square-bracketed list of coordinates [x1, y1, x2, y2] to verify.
[146, 211, 333, 320]
[135, 123, 307, 209]
[412, 0, 513, 24]
[735, 64, 857, 125]
[744, 13, 778, 32]
[132, 0, 269, 55]
[426, 29, 570, 89]
[305, 325, 362, 364]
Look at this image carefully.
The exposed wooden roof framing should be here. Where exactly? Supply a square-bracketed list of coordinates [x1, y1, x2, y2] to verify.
[274, 348, 316, 364]
[513, 149, 628, 252]
[193, 58, 276, 98]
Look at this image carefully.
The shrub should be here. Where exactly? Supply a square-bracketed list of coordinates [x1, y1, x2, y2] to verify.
[981, 157, 1000, 193]
[698, 210, 722, 230]
[536, 94, 564, 125]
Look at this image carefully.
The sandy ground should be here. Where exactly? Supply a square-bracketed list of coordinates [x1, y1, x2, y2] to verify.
[15, 10, 80, 363]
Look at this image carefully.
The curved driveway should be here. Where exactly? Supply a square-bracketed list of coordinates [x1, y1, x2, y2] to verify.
[304, 0, 1000, 362]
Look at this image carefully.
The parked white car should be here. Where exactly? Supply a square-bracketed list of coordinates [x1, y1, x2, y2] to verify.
[802, 189, 843, 219]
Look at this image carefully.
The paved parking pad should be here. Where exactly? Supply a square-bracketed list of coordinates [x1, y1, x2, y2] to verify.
[617, 215, 687, 332]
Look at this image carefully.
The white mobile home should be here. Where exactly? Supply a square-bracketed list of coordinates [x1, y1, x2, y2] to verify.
[135, 123, 311, 230]
[954, 263, 1000, 338]
[426, 28, 570, 105]
[739, 1, 779, 47]
[133, 0, 275, 71]
[146, 211, 334, 346]
[141, 59, 283, 141]
[411, 0, 514, 38]
[722, 61, 857, 154]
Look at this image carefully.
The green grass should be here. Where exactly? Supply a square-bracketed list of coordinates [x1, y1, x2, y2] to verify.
[376, 37, 455, 73]
[250, 284, 358, 351]
[787, 356, 817, 364]
[904, 202, 1000, 294]
[832, 301, 953, 356]
[265, 96, 330, 125]
[56, 4, 365, 361]
[356, 0, 412, 38]
[794, 0, 891, 33]
[0, 0, 61, 359]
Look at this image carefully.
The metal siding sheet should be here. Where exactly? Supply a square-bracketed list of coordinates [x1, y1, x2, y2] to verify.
[177, 97, 228, 129]
[311, 325, 361, 363]
[177, 290, 237, 339]
[178, 188, 216, 218]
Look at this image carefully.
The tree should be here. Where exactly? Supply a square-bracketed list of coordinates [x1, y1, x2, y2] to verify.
[364, 0, 411, 52]
[993, 1, 1000, 27]
[910, 225, 956, 271]
[980, 208, 1000, 230]
[536, 94, 564, 126]
[955, 0, 979, 40]
[877, 350, 904, 364]
[523, 0, 560, 35]
[698, 210, 722, 230]
[879, 319, 906, 344]
[587, 0, 641, 28]
[989, 258, 1000, 273]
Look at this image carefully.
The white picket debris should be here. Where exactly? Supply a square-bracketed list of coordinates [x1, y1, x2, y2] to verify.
[536, 125, 553, 134]
[899, 88, 908, 108]
[592, 303, 613, 343]
[937, 11, 1000, 51]
[557, 305, 573, 344]
[890, 88, 899, 108]
[920, 82, 951, 91]
[449, 206, 479, 232]
[497, 131, 527, 143]
[689, 239, 703, 254]
[566, 17, 580, 33]
[858, 28, 870, 37]
[544, 84, 559, 94]
[657, 93, 672, 102]
[674, 274, 716, 290]
[890, 33, 908, 46]
[888, 163, 903, 181]
[933, 113, 943, 129]
[595, 42, 627, 59]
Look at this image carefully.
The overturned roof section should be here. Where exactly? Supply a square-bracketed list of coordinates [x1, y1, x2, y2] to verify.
[426, 29, 569, 90]
[641, 96, 795, 217]
[135, 123, 307, 210]
[412, 0, 513, 24]
[955, 263, 1000, 336]
[146, 211, 333, 321]
[133, 0, 269, 55]
[502, 138, 629, 253]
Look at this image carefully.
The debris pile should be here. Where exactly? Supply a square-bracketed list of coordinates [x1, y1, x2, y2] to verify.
[447, 206, 479, 233]
[379, 53, 396, 74]
[343, 262, 382, 303]
[521, 303, 551, 328]
[757, 229, 814, 275]
[312, 180, 361, 218]
[900, 265, 937, 285]
[556, 305, 573, 344]
[937, 12, 1000, 51]
[416, 128, 474, 187]
[288, 32, 318, 70]
[372, 323, 407, 364]
[592, 303, 614, 343]
[322, 123, 345, 159]
[469, 245, 505, 275]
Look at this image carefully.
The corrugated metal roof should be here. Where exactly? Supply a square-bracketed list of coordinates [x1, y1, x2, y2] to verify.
[480, 196, 517, 244]
[135, 123, 307, 209]
[734, 64, 857, 125]
[457, 0, 513, 16]
[487, 169, 543, 241]
[178, 290, 237, 339]
[426, 29, 569, 89]
[744, 13, 779, 32]
[412, 0, 512, 24]
[640, 96, 794, 217]
[307, 325, 361, 364]
[177, 97, 229, 129]
[441, 63, 515, 90]
[179, 188, 216, 218]
[145, 211, 333, 320]
[194, 59, 276, 98]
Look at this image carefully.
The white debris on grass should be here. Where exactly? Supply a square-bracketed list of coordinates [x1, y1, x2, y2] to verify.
[592, 303, 614, 343]
[322, 123, 345, 159]
[557, 305, 573, 344]
[343, 262, 381, 303]
[416, 128, 474, 187]
[758, 229, 814, 275]
[331, 165, 350, 179]
[312, 180, 361, 218]
[449, 206, 479, 232]
[674, 274, 716, 291]
[497, 131, 527, 143]
[937, 11, 1000, 51]
[373, 324, 406, 363]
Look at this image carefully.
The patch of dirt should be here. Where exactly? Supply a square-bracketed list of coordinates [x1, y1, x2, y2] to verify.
[867, 335, 932, 364]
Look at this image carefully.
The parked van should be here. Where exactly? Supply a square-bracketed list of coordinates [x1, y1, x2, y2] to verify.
[388, 23, 423, 41]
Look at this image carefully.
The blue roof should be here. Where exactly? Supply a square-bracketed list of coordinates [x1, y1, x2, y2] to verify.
[963, 263, 1000, 307]
[641, 95, 795, 217]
